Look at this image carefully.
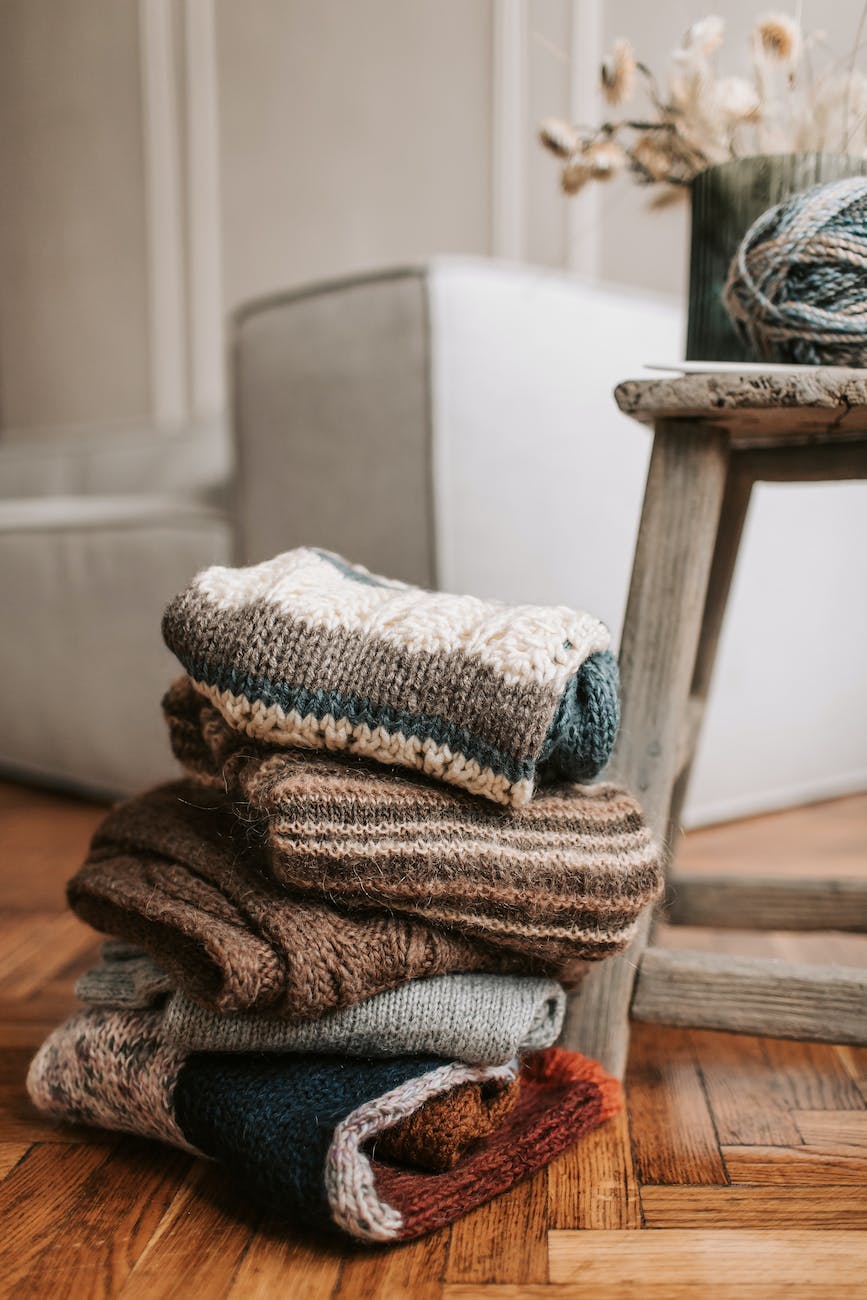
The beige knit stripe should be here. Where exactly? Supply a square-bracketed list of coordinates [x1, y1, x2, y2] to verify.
[193, 679, 534, 806]
[192, 549, 609, 689]
[263, 795, 644, 836]
[251, 774, 640, 818]
[268, 799, 644, 832]
[325, 1059, 517, 1243]
[170, 593, 569, 757]
[268, 823, 654, 864]
[271, 853, 657, 893]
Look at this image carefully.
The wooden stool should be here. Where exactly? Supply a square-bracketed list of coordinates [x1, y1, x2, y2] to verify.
[561, 369, 867, 1077]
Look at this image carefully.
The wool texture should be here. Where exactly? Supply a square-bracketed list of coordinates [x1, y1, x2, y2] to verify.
[163, 679, 661, 964]
[76, 944, 566, 1066]
[76, 950, 174, 1009]
[161, 547, 620, 808]
[374, 1077, 520, 1172]
[27, 1008, 620, 1243]
[67, 783, 585, 1017]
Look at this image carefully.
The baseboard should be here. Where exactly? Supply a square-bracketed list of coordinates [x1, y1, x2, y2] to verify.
[683, 769, 867, 829]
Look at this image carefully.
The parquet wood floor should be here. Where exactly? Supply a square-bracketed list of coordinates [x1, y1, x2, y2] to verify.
[1, 783, 865, 1298]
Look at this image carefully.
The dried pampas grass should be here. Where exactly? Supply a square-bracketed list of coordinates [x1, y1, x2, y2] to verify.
[600, 39, 637, 106]
[539, 5, 867, 199]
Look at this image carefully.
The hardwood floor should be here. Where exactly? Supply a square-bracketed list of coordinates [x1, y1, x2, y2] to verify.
[1, 783, 865, 1298]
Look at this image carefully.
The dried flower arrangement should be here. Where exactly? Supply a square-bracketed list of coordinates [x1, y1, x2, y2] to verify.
[540, 8, 867, 200]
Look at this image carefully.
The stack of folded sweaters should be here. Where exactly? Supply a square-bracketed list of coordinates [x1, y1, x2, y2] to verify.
[28, 547, 662, 1244]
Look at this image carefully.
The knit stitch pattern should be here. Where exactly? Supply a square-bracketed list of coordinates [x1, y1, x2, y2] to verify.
[27, 1008, 620, 1243]
[161, 547, 619, 807]
[67, 783, 583, 1017]
[164, 680, 662, 963]
[76, 945, 566, 1066]
[374, 1077, 520, 1171]
[76, 950, 174, 1009]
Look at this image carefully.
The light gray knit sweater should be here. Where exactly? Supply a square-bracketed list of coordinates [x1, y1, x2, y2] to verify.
[76, 949, 566, 1066]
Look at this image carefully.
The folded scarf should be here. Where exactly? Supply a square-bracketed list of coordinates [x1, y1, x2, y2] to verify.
[68, 783, 586, 1017]
[27, 1009, 620, 1242]
[161, 546, 619, 808]
[164, 679, 662, 963]
[76, 945, 566, 1066]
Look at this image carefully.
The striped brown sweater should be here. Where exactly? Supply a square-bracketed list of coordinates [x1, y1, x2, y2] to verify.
[68, 782, 562, 1018]
[164, 678, 662, 963]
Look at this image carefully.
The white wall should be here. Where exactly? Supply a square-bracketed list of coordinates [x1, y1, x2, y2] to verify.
[0, 0, 151, 430]
[217, 1, 494, 310]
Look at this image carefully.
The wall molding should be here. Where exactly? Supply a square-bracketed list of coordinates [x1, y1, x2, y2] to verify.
[567, 0, 602, 277]
[184, 0, 225, 417]
[138, 0, 189, 427]
[491, 0, 528, 260]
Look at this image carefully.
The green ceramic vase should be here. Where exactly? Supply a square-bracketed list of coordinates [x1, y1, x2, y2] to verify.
[686, 152, 867, 362]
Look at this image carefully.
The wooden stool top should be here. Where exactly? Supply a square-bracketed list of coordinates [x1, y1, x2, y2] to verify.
[615, 368, 867, 446]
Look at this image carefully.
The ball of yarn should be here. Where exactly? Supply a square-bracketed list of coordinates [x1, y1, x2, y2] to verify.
[722, 175, 867, 366]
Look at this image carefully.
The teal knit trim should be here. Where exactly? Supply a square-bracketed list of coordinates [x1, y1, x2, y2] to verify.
[176, 651, 618, 783]
[539, 650, 619, 781]
[179, 657, 534, 783]
[312, 549, 396, 590]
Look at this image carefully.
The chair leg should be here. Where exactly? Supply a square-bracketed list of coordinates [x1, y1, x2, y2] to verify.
[559, 912, 651, 1078]
[562, 421, 733, 1076]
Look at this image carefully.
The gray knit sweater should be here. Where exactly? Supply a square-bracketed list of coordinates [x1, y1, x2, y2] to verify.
[77, 949, 566, 1066]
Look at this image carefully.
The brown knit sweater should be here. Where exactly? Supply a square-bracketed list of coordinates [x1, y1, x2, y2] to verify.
[67, 783, 583, 1017]
[164, 678, 662, 964]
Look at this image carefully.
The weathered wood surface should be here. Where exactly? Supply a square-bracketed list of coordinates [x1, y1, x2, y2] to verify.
[578, 388, 867, 1075]
[561, 423, 731, 1075]
[794, 1110, 867, 1149]
[615, 370, 867, 444]
[734, 441, 867, 481]
[633, 948, 867, 1043]
[668, 458, 753, 840]
[665, 874, 867, 932]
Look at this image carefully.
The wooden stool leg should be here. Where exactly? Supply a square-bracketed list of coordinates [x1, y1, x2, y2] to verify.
[560, 421, 732, 1076]
[667, 460, 754, 843]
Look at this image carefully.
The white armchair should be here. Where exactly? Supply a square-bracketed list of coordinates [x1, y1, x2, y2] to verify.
[0, 420, 232, 796]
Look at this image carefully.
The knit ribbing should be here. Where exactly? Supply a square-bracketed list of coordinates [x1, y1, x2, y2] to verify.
[75, 945, 566, 1065]
[161, 547, 617, 807]
[164, 680, 662, 963]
